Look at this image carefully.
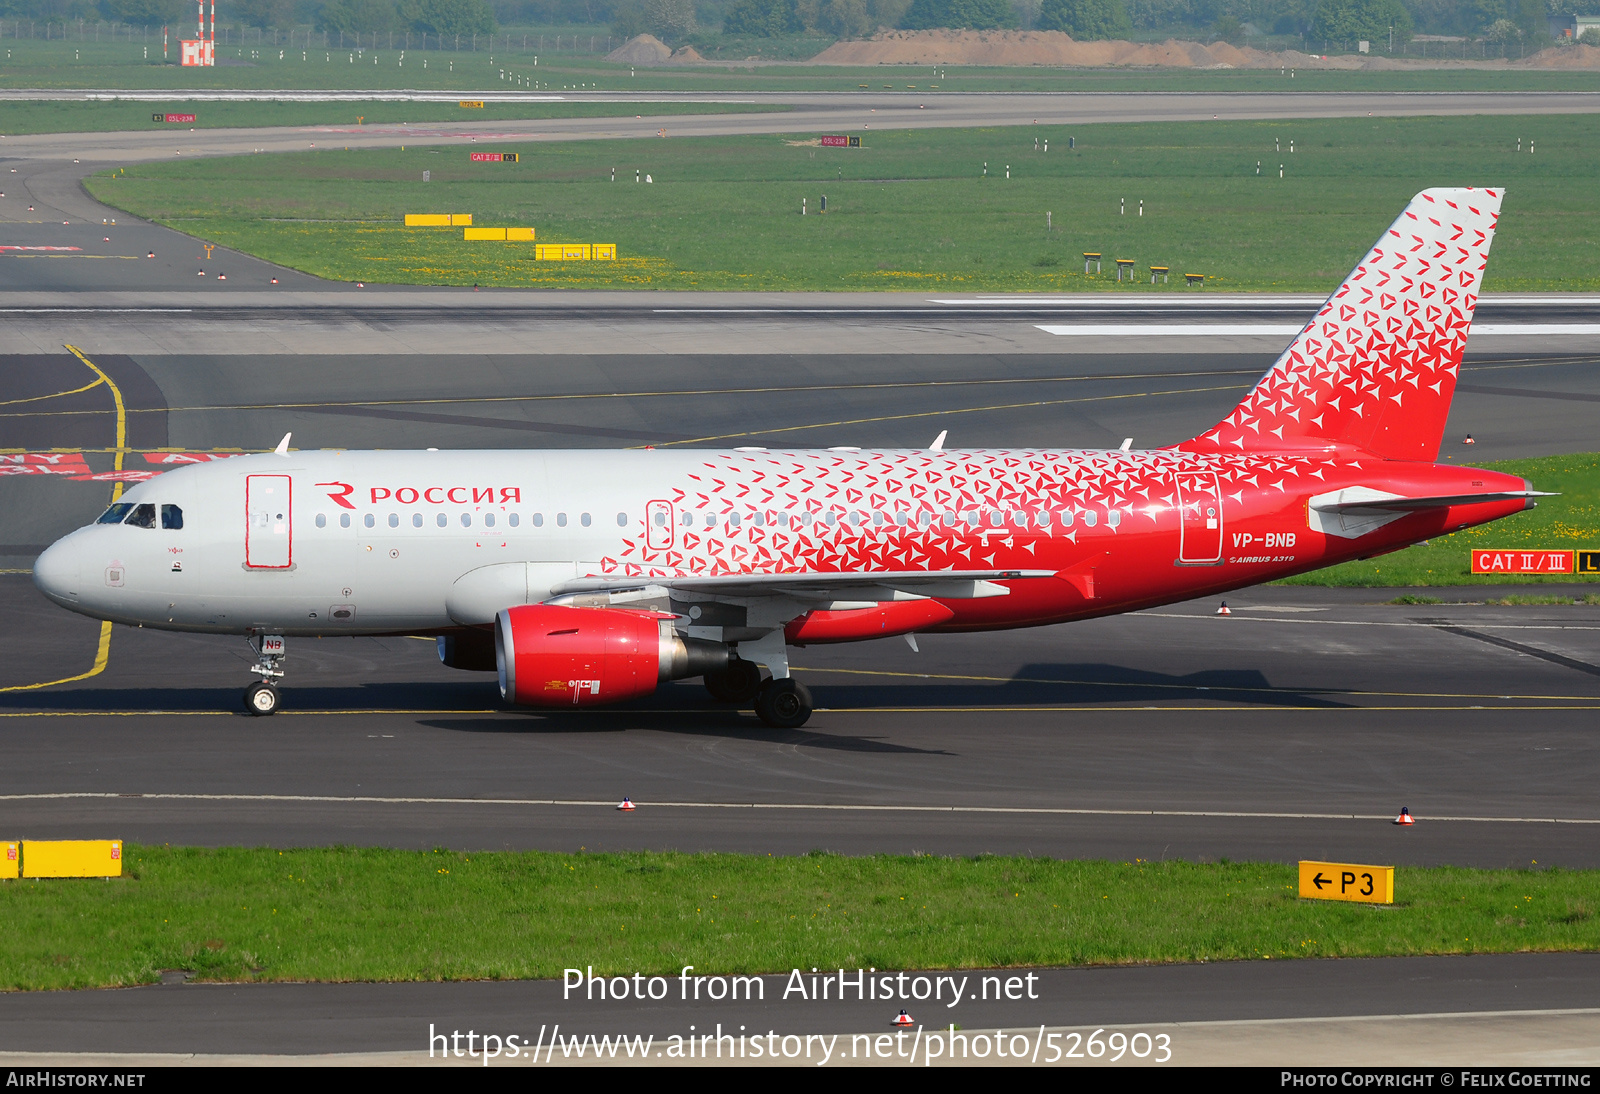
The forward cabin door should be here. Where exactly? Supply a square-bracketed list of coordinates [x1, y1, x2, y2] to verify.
[245, 474, 293, 569]
[1175, 470, 1223, 565]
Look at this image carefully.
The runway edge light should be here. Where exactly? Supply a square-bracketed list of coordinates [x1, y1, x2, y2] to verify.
[892, 1010, 915, 1026]
[1394, 807, 1414, 826]
[617, 798, 636, 812]
[1298, 860, 1394, 904]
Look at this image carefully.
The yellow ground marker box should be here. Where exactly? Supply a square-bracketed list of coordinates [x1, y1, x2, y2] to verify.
[536, 243, 593, 260]
[23, 839, 123, 879]
[464, 227, 506, 241]
[592, 243, 616, 260]
[506, 227, 536, 241]
[1298, 860, 1393, 904]
[404, 214, 450, 226]
[460, 100, 485, 108]
[1, 841, 16, 880]
[451, 214, 472, 226]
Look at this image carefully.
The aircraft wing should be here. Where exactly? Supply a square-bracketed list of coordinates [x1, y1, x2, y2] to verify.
[550, 569, 1060, 601]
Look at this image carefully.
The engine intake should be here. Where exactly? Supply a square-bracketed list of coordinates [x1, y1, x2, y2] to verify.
[495, 604, 728, 707]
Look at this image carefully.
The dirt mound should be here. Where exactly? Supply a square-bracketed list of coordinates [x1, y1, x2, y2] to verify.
[606, 34, 672, 65]
[668, 45, 707, 63]
[807, 28, 1264, 66]
[1520, 43, 1600, 68]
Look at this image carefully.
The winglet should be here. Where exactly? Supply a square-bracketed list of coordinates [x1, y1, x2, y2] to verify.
[929, 430, 947, 452]
[273, 432, 292, 455]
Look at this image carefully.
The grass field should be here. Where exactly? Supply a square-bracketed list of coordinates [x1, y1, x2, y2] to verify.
[86, 114, 1600, 292]
[1, 845, 1594, 990]
[0, 98, 784, 135]
[3, 38, 1600, 93]
[1281, 453, 1600, 587]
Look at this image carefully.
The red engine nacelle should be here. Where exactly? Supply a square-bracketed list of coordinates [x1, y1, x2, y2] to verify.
[495, 604, 728, 707]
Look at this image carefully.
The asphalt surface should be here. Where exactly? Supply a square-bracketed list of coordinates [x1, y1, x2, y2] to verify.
[0, 955, 1595, 1054]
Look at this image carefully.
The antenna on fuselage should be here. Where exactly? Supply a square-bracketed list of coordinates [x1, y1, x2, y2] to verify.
[1119, 438, 1133, 451]
[929, 430, 947, 452]
[273, 432, 292, 455]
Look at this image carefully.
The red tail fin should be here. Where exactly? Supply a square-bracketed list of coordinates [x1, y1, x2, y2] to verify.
[1184, 187, 1501, 462]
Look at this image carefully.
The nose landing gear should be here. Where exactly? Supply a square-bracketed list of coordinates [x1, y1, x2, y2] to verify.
[244, 633, 286, 716]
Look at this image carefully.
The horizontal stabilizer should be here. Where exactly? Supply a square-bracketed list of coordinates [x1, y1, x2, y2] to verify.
[1311, 490, 1554, 513]
[1307, 485, 1549, 539]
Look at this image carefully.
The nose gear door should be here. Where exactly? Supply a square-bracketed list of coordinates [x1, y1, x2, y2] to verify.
[1175, 470, 1223, 565]
[245, 474, 293, 569]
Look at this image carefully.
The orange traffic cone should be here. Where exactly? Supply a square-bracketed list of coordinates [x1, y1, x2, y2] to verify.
[617, 798, 636, 812]
[1463, 434, 1476, 445]
[1217, 602, 1232, 616]
[1394, 807, 1414, 826]
[892, 1010, 914, 1027]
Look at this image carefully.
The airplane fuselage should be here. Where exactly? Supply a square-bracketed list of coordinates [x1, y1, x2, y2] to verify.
[35, 447, 1530, 639]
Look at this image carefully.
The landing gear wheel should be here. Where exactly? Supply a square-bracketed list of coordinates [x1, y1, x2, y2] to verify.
[244, 681, 280, 716]
[704, 658, 763, 704]
[755, 678, 813, 729]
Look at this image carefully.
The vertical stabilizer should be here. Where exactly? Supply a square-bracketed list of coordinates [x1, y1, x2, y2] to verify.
[1184, 187, 1501, 462]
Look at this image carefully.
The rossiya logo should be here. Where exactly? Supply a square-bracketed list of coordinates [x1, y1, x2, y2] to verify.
[317, 481, 357, 510]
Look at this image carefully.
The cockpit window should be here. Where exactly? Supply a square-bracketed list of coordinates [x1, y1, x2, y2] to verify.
[96, 503, 134, 525]
[161, 504, 183, 530]
[125, 503, 157, 529]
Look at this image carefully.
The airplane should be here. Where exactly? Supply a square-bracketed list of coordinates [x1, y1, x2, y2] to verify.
[32, 187, 1544, 728]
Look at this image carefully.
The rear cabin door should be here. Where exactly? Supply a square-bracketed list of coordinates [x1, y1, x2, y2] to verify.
[1175, 470, 1223, 565]
[245, 474, 293, 569]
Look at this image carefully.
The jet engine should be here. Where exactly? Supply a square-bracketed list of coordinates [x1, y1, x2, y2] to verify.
[495, 604, 729, 707]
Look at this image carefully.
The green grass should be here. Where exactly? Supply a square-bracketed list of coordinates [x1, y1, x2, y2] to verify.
[1281, 453, 1600, 587]
[0, 99, 784, 135]
[4, 37, 1600, 92]
[2, 846, 1595, 990]
[84, 114, 1600, 292]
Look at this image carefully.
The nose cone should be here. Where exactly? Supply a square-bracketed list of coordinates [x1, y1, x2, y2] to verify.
[33, 537, 82, 607]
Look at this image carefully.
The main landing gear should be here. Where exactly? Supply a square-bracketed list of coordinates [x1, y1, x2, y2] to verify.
[703, 657, 814, 729]
[243, 633, 286, 716]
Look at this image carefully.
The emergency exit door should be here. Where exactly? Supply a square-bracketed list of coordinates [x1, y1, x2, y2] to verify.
[245, 474, 293, 569]
[1175, 470, 1223, 565]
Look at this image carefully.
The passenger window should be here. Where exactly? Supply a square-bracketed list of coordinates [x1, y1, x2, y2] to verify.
[705, 513, 716, 528]
[125, 504, 156, 529]
[1084, 510, 1098, 528]
[508, 513, 519, 527]
[653, 511, 666, 527]
[872, 511, 884, 527]
[826, 512, 838, 527]
[1060, 510, 1075, 527]
[681, 511, 693, 527]
[556, 513, 567, 528]
[96, 503, 133, 524]
[436, 513, 448, 528]
[752, 512, 765, 527]
[340, 513, 351, 529]
[1035, 511, 1051, 528]
[896, 512, 909, 526]
[943, 511, 955, 527]
[1107, 510, 1122, 529]
[728, 512, 741, 529]
[989, 511, 1004, 527]
[581, 513, 591, 527]
[161, 504, 184, 530]
[414, 513, 425, 528]
[315, 513, 327, 529]
[1013, 511, 1028, 527]
[533, 513, 544, 527]
[965, 511, 979, 528]
[775, 513, 788, 529]
[919, 512, 931, 528]
[616, 512, 627, 527]
[461, 513, 471, 527]
[484, 513, 495, 528]
[388, 513, 399, 528]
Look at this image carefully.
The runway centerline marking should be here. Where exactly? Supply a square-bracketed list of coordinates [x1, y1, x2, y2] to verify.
[2, 791, 1594, 825]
